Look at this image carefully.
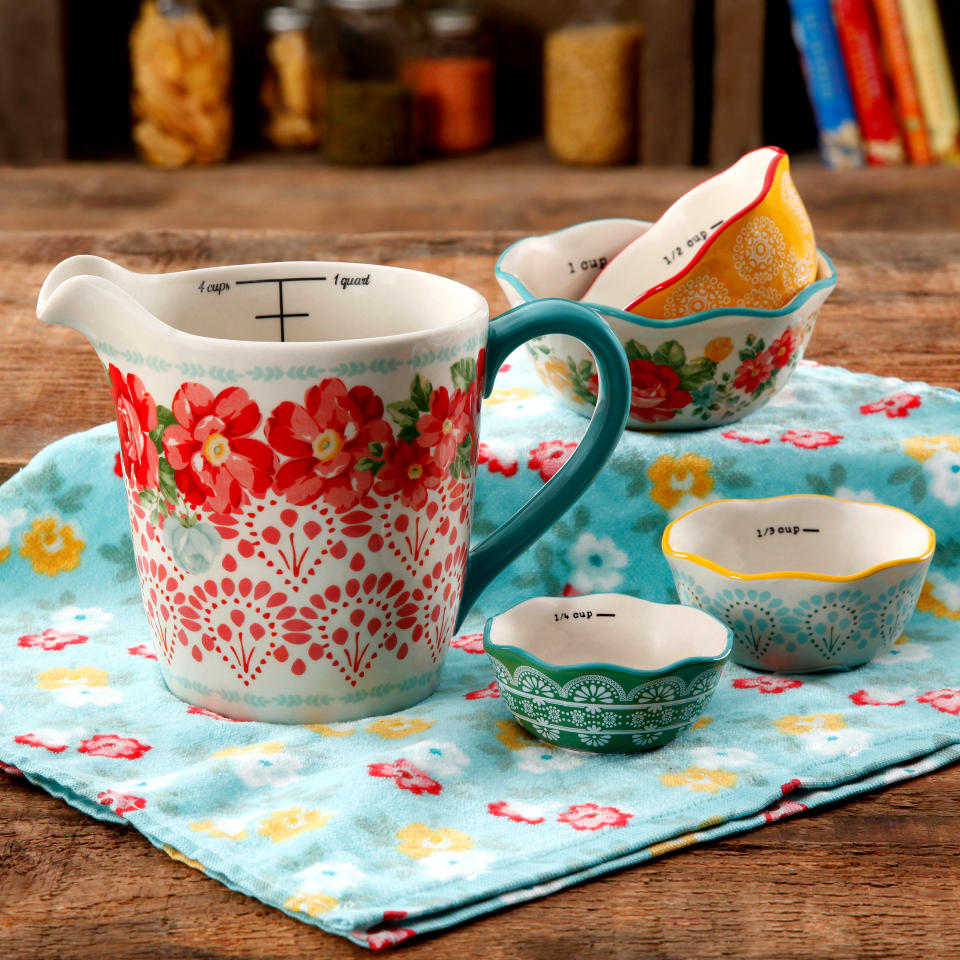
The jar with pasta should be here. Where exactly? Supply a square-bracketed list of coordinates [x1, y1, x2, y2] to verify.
[261, 5, 323, 149]
[323, 0, 416, 165]
[129, 0, 232, 167]
[544, 1, 642, 165]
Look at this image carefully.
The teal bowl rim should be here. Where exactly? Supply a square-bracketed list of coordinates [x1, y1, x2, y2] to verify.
[482, 593, 733, 679]
[494, 218, 838, 331]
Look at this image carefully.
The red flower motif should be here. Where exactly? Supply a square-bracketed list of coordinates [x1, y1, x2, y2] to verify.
[732, 676, 802, 694]
[14, 732, 68, 753]
[113, 451, 124, 478]
[468, 347, 487, 415]
[591, 358, 692, 423]
[528, 439, 577, 482]
[127, 643, 158, 660]
[464, 681, 500, 700]
[163, 383, 275, 514]
[764, 329, 796, 370]
[17, 628, 88, 652]
[97, 790, 147, 816]
[361, 928, 417, 950]
[721, 428, 771, 445]
[849, 688, 906, 706]
[108, 364, 159, 490]
[450, 633, 484, 654]
[367, 759, 442, 795]
[373, 440, 444, 510]
[266, 379, 393, 511]
[780, 429, 843, 450]
[917, 688, 960, 714]
[733, 353, 774, 393]
[416, 387, 471, 465]
[0, 762, 22, 776]
[77, 734, 152, 759]
[562, 583, 583, 597]
[187, 705, 240, 721]
[859, 392, 922, 418]
[556, 802, 632, 831]
[487, 800, 545, 824]
[763, 799, 808, 823]
[478, 441, 518, 477]
[780, 778, 803, 795]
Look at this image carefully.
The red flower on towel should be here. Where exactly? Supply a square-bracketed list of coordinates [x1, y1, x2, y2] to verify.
[478, 441, 518, 477]
[266, 379, 393, 511]
[780, 429, 843, 450]
[732, 676, 802, 694]
[14, 732, 68, 753]
[917, 688, 960, 715]
[108, 364, 159, 490]
[528, 439, 577, 482]
[763, 799, 808, 823]
[163, 383, 275, 514]
[464, 681, 500, 700]
[450, 633, 484, 654]
[97, 790, 147, 816]
[17, 628, 88, 652]
[368, 759, 442, 795]
[487, 800, 545, 825]
[78, 734, 152, 760]
[556, 802, 632, 831]
[859, 392, 921, 418]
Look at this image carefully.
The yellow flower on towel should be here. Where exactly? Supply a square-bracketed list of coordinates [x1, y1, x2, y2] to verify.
[648, 453, 714, 511]
[162, 845, 206, 873]
[917, 578, 960, 620]
[396, 823, 473, 860]
[365, 716, 433, 739]
[774, 712, 846, 736]
[494, 719, 539, 751]
[211, 741, 286, 759]
[484, 386, 537, 407]
[20, 517, 84, 576]
[647, 832, 699, 858]
[284, 892, 338, 918]
[36, 666, 108, 690]
[190, 819, 247, 842]
[258, 806, 332, 843]
[903, 435, 960, 463]
[660, 766, 738, 793]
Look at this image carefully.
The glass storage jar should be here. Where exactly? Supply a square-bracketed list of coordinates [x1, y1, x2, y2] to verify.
[261, 5, 323, 149]
[129, 0, 232, 166]
[544, 0, 642, 165]
[323, 0, 416, 165]
[405, 7, 494, 154]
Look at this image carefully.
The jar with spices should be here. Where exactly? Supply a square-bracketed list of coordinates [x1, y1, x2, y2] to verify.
[323, 0, 416, 165]
[261, 5, 323, 149]
[405, 8, 494, 154]
[544, 1, 642, 165]
[129, 0, 232, 167]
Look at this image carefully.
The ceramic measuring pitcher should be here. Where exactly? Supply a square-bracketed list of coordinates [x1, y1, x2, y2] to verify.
[37, 256, 630, 723]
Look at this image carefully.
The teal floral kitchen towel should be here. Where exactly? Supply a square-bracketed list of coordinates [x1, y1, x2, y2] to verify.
[1, 354, 959, 949]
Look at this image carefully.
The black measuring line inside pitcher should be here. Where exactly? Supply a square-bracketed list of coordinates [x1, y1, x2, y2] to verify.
[235, 276, 327, 342]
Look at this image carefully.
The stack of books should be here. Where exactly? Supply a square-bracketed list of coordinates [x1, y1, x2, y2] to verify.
[788, 0, 959, 166]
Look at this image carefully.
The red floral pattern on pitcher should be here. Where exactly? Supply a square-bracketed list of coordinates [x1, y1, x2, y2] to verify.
[109, 364, 159, 490]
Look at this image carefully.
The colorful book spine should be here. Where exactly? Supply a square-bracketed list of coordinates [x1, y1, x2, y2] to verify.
[898, 0, 960, 161]
[789, 0, 865, 166]
[832, 0, 905, 163]
[871, 0, 934, 163]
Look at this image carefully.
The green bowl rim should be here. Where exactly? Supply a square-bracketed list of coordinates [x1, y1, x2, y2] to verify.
[494, 217, 838, 331]
[482, 593, 733, 679]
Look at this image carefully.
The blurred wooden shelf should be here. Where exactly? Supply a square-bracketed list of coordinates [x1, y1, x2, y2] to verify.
[1, 146, 959, 234]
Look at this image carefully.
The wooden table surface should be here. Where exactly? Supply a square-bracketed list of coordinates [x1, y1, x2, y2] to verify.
[2, 217, 960, 956]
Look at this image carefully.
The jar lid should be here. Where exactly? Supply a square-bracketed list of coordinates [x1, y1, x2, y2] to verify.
[327, 0, 402, 10]
[264, 5, 311, 32]
[427, 8, 479, 35]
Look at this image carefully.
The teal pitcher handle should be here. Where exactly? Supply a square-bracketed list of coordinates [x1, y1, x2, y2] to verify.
[455, 298, 631, 629]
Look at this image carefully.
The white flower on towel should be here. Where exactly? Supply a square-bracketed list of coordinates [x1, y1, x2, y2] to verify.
[296, 861, 368, 896]
[52, 605, 114, 634]
[804, 727, 871, 758]
[419, 848, 494, 881]
[925, 449, 960, 507]
[568, 532, 628, 593]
